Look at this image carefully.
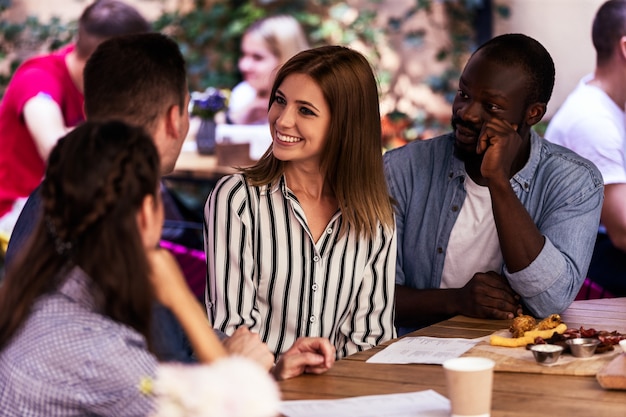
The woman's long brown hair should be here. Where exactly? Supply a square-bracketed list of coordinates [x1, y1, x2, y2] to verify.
[0, 121, 160, 351]
[243, 45, 394, 239]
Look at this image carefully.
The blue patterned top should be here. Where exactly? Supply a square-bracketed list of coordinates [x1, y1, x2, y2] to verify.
[0, 267, 157, 416]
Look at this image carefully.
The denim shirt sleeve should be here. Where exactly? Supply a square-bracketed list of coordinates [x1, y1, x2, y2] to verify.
[503, 131, 604, 317]
[384, 157, 408, 288]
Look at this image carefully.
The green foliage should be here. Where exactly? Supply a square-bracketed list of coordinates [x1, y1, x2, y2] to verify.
[0, 0, 510, 119]
[155, 0, 487, 99]
[153, 1, 265, 90]
[422, 0, 510, 103]
[153, 0, 390, 92]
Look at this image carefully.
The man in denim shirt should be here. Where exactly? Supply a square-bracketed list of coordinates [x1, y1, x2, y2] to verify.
[385, 34, 604, 334]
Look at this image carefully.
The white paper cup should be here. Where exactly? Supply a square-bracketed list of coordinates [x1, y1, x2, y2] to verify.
[443, 357, 495, 417]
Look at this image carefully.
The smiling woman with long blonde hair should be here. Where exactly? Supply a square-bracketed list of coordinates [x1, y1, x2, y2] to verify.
[206, 45, 396, 362]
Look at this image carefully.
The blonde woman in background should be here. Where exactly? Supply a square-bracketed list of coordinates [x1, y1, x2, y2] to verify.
[227, 15, 310, 125]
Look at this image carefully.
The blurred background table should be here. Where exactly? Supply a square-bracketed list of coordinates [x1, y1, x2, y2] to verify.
[163, 135, 255, 252]
[171, 147, 238, 180]
[279, 298, 626, 417]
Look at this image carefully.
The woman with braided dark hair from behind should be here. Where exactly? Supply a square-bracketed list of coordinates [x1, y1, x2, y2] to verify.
[0, 121, 226, 416]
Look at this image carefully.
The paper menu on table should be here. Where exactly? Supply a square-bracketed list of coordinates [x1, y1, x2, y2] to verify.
[280, 389, 450, 417]
[366, 336, 484, 364]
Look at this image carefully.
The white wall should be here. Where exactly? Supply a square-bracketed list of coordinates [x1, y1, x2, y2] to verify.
[495, 0, 605, 119]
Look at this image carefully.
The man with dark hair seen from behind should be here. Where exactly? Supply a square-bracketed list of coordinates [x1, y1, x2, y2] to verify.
[6, 32, 194, 363]
[546, 0, 626, 296]
[0, 0, 151, 238]
[385, 33, 604, 334]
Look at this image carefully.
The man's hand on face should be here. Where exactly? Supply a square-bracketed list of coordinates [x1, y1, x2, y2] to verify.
[457, 271, 523, 320]
[476, 117, 521, 183]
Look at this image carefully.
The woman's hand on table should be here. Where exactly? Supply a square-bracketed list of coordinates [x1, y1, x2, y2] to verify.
[223, 327, 275, 371]
[272, 337, 336, 381]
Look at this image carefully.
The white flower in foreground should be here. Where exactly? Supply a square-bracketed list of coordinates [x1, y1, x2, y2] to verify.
[152, 357, 280, 417]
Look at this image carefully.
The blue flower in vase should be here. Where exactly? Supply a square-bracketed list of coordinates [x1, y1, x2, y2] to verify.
[190, 87, 229, 155]
[191, 87, 229, 120]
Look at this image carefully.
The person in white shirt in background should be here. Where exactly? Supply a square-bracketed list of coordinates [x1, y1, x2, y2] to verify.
[545, 0, 626, 296]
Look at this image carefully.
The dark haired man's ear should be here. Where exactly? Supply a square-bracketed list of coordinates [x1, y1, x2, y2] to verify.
[525, 102, 546, 126]
[165, 104, 182, 140]
[619, 36, 626, 60]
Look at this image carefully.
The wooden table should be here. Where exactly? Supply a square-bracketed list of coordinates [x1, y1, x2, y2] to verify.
[171, 143, 257, 180]
[171, 118, 257, 180]
[279, 298, 626, 416]
[170, 148, 237, 180]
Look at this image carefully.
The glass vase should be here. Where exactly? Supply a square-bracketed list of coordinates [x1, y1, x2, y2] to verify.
[196, 119, 216, 155]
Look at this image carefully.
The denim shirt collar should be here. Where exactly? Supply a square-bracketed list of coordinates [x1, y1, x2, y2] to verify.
[512, 129, 543, 193]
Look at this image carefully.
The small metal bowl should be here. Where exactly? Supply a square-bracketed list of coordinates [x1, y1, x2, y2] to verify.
[566, 338, 600, 358]
[530, 344, 564, 364]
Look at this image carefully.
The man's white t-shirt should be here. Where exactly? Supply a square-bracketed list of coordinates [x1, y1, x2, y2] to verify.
[440, 175, 503, 289]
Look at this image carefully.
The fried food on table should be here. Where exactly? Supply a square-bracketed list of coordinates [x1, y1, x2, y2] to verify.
[491, 323, 567, 347]
[509, 314, 537, 338]
[536, 314, 563, 330]
[491, 313, 626, 355]
[509, 313, 562, 338]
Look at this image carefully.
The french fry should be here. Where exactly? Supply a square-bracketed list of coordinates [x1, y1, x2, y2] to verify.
[490, 334, 534, 347]
[522, 323, 567, 340]
[490, 323, 567, 348]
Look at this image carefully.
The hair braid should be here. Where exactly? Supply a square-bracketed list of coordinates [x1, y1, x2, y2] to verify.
[42, 123, 159, 250]
[72, 149, 134, 238]
[1, 121, 161, 353]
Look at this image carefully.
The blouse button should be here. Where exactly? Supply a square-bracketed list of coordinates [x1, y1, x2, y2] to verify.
[312, 283, 318, 291]
[309, 316, 316, 323]
[326, 228, 333, 234]
[313, 255, 320, 262]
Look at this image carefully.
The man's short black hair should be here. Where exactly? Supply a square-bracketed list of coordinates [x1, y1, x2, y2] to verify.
[592, 0, 626, 65]
[84, 33, 187, 130]
[474, 33, 555, 106]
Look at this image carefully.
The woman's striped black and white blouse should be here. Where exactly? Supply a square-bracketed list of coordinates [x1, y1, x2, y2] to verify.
[204, 174, 396, 359]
